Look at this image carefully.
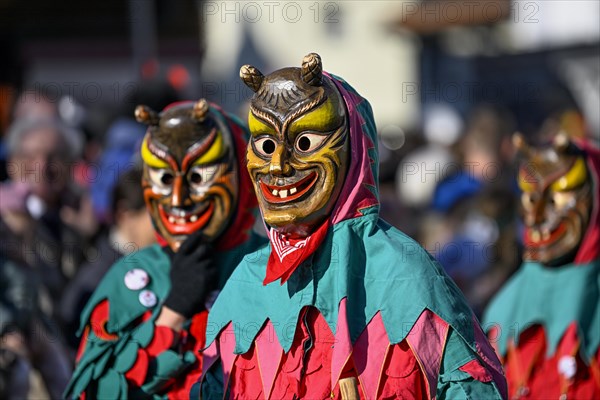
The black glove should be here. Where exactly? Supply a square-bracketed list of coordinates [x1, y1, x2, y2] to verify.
[163, 231, 218, 319]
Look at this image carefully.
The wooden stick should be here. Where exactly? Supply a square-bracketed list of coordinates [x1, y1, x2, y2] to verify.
[339, 377, 360, 400]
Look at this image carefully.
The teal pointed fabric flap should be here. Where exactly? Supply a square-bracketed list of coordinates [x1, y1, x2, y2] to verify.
[114, 340, 141, 373]
[92, 349, 114, 380]
[66, 363, 93, 399]
[97, 369, 122, 399]
[132, 320, 157, 348]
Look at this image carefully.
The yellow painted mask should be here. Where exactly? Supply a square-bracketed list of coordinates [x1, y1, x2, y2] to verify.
[241, 54, 349, 238]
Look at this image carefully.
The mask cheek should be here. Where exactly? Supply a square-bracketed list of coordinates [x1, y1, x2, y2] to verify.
[551, 191, 572, 210]
[247, 152, 269, 186]
[202, 173, 238, 237]
[247, 150, 268, 169]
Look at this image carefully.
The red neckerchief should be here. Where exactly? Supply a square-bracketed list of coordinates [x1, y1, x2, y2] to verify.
[263, 221, 330, 285]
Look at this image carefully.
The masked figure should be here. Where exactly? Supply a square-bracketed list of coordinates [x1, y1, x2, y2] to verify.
[484, 132, 600, 399]
[64, 100, 264, 399]
[199, 54, 506, 399]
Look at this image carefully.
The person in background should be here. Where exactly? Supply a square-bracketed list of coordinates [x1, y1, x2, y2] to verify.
[5, 116, 97, 295]
[483, 129, 600, 399]
[0, 180, 72, 400]
[59, 167, 156, 350]
[64, 99, 264, 399]
[426, 106, 519, 315]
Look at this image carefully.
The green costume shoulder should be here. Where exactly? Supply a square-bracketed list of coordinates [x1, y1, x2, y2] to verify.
[483, 259, 600, 360]
[78, 244, 170, 336]
[64, 244, 183, 399]
[65, 232, 266, 399]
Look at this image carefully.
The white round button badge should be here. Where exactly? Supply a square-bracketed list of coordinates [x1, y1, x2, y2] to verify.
[138, 290, 158, 308]
[124, 269, 150, 290]
[558, 355, 577, 380]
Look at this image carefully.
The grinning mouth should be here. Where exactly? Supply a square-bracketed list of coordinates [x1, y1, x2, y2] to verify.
[260, 171, 318, 204]
[525, 222, 567, 248]
[158, 202, 214, 234]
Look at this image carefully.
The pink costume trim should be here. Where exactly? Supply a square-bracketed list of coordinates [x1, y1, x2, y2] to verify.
[331, 298, 354, 389]
[254, 320, 284, 398]
[353, 311, 390, 399]
[405, 309, 450, 400]
[327, 75, 379, 225]
[200, 340, 219, 382]
[473, 315, 508, 399]
[573, 139, 600, 264]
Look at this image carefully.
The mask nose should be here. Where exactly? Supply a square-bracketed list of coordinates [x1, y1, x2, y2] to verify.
[523, 191, 546, 226]
[171, 174, 190, 207]
[269, 143, 293, 177]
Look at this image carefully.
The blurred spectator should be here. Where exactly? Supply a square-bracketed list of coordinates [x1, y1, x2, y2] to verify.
[4, 116, 96, 297]
[60, 168, 156, 349]
[89, 118, 145, 223]
[0, 181, 72, 399]
[12, 90, 59, 122]
[422, 106, 518, 314]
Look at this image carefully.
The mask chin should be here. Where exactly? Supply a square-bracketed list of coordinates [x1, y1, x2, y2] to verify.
[539, 246, 579, 267]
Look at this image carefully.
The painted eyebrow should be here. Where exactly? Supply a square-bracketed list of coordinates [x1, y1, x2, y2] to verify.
[286, 99, 340, 135]
[248, 108, 279, 137]
[144, 136, 178, 171]
[182, 128, 224, 170]
[550, 157, 588, 191]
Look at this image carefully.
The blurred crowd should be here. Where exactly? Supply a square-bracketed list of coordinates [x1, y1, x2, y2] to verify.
[0, 80, 186, 397]
[0, 0, 598, 398]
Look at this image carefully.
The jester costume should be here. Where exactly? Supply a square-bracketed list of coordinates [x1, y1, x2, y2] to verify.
[199, 54, 506, 399]
[484, 134, 600, 399]
[64, 100, 264, 399]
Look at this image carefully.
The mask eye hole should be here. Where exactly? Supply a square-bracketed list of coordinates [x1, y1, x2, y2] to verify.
[161, 173, 174, 185]
[294, 133, 328, 154]
[253, 137, 277, 157]
[148, 168, 174, 195]
[190, 171, 202, 184]
[188, 165, 219, 192]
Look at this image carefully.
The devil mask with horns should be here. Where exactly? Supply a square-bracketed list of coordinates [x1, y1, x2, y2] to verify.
[515, 132, 596, 266]
[136, 100, 238, 251]
[241, 53, 349, 239]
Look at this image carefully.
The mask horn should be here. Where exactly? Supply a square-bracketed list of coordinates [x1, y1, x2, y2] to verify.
[512, 132, 531, 157]
[192, 99, 209, 122]
[552, 130, 570, 153]
[240, 65, 264, 92]
[301, 53, 323, 86]
[135, 105, 159, 125]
